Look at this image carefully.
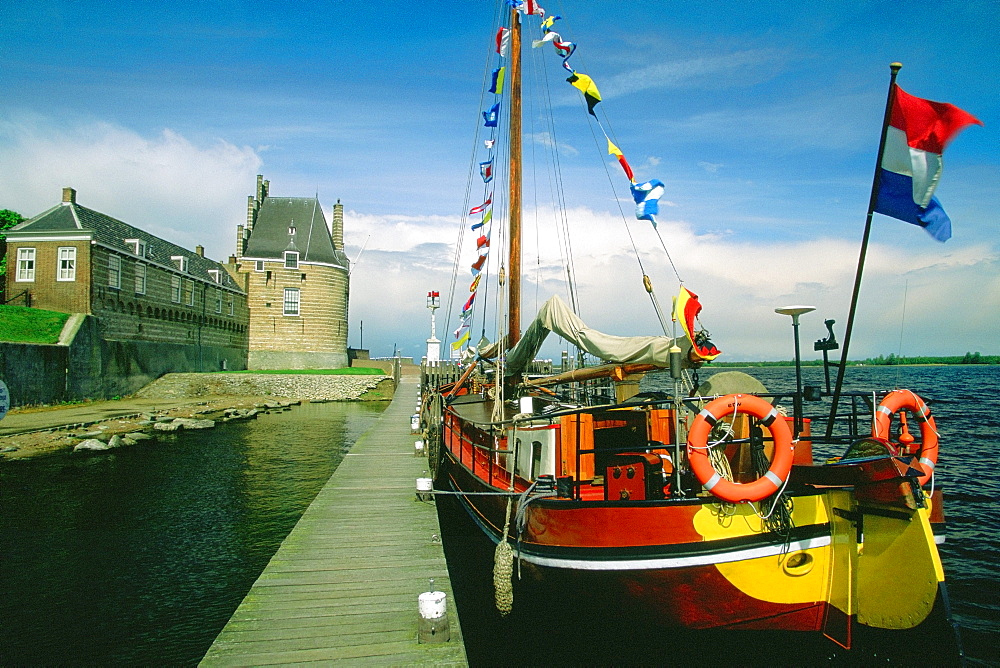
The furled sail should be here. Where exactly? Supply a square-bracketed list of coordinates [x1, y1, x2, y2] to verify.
[504, 294, 692, 379]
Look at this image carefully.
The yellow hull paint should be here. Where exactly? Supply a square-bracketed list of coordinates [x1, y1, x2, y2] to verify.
[693, 491, 943, 629]
[693, 495, 832, 605]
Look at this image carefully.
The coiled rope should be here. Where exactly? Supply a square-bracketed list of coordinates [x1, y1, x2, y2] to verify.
[493, 497, 514, 615]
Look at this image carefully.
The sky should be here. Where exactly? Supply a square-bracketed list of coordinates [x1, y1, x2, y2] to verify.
[2, 0, 998, 362]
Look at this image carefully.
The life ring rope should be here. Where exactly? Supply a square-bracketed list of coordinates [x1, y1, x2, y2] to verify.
[686, 393, 794, 504]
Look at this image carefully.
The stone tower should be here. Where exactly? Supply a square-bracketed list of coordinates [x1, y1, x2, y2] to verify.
[237, 175, 350, 369]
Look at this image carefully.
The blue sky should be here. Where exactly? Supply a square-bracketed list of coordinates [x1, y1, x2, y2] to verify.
[2, 0, 997, 361]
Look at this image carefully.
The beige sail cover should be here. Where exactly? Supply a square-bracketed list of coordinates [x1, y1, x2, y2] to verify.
[504, 294, 691, 378]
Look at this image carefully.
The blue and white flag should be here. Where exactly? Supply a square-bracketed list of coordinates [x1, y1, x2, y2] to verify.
[483, 102, 500, 127]
[631, 179, 665, 227]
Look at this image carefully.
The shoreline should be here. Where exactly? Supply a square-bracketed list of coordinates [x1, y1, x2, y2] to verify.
[0, 376, 395, 461]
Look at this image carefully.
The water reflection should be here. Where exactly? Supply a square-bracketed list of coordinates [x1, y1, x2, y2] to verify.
[0, 401, 385, 666]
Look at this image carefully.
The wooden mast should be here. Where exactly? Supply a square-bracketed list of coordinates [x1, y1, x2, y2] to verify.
[507, 7, 522, 349]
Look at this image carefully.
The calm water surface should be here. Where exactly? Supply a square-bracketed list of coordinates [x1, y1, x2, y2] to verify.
[2, 367, 998, 666]
[0, 401, 385, 665]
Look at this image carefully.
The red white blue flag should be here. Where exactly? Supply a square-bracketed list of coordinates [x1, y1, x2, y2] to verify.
[874, 85, 981, 241]
[480, 160, 494, 182]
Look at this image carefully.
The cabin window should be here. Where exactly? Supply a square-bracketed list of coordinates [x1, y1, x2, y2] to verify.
[16, 248, 35, 281]
[134, 263, 146, 294]
[284, 251, 299, 269]
[283, 287, 300, 316]
[531, 441, 543, 479]
[170, 275, 181, 303]
[108, 255, 121, 289]
[57, 247, 76, 281]
[513, 438, 523, 476]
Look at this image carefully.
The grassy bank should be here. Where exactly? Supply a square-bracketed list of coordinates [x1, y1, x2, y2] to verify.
[0, 305, 69, 344]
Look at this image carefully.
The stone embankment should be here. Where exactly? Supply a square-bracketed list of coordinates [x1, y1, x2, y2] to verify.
[135, 372, 390, 402]
[0, 372, 392, 460]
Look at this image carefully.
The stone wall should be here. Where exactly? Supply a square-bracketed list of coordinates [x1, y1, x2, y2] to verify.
[0, 315, 248, 407]
[91, 241, 249, 349]
[240, 260, 349, 370]
[135, 372, 389, 401]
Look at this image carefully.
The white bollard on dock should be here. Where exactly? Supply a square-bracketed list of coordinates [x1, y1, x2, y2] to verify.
[417, 580, 450, 643]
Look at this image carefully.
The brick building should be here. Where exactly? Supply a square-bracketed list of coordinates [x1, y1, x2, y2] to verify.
[235, 176, 350, 369]
[4, 188, 249, 368]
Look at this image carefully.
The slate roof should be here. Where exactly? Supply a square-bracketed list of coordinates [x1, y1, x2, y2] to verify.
[243, 197, 348, 268]
[8, 201, 242, 291]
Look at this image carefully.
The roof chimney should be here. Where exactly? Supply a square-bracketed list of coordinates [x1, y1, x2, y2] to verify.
[62, 187, 77, 204]
[196, 245, 205, 257]
[332, 199, 344, 250]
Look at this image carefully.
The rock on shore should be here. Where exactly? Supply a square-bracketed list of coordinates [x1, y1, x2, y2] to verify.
[2, 373, 393, 461]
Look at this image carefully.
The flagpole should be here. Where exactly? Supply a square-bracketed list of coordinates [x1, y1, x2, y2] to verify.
[825, 62, 902, 438]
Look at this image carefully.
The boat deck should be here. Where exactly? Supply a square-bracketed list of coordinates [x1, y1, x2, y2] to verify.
[200, 374, 467, 666]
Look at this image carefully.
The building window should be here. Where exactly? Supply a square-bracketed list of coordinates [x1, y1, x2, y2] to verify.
[108, 255, 121, 288]
[228, 297, 234, 316]
[125, 239, 146, 257]
[284, 251, 299, 269]
[184, 279, 194, 306]
[215, 289, 222, 313]
[208, 269, 221, 283]
[254, 260, 265, 272]
[171, 255, 189, 272]
[135, 263, 146, 294]
[16, 248, 35, 282]
[171, 275, 181, 303]
[283, 288, 300, 316]
[57, 247, 77, 281]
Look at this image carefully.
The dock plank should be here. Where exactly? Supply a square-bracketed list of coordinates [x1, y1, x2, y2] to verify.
[201, 375, 466, 666]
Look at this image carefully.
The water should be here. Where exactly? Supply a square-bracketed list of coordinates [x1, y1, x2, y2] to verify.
[0, 401, 386, 666]
[438, 365, 1000, 666]
[2, 368, 998, 665]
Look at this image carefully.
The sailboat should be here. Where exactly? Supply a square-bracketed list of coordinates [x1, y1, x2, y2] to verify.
[422, 1, 966, 651]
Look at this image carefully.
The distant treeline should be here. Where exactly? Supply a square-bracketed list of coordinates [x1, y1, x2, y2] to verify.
[712, 352, 998, 367]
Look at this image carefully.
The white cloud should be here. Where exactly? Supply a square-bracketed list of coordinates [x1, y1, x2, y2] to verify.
[529, 132, 579, 156]
[3, 114, 995, 362]
[601, 49, 787, 99]
[344, 203, 999, 360]
[0, 112, 261, 261]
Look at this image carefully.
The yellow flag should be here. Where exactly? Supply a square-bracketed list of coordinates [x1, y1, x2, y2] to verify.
[451, 330, 470, 350]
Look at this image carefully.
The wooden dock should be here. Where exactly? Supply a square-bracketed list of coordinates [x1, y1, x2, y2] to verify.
[201, 374, 466, 666]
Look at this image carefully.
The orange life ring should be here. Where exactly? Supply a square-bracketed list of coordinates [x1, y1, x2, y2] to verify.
[873, 389, 938, 486]
[686, 394, 794, 503]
